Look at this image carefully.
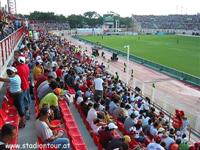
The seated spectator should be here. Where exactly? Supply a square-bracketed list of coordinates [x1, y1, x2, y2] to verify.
[38, 79, 58, 101]
[113, 102, 128, 123]
[124, 113, 137, 133]
[39, 88, 62, 119]
[0, 124, 16, 150]
[149, 122, 159, 136]
[162, 131, 175, 150]
[37, 73, 55, 99]
[170, 139, 181, 150]
[34, 69, 50, 89]
[75, 90, 83, 105]
[80, 98, 92, 116]
[98, 123, 118, 148]
[86, 103, 100, 126]
[130, 121, 145, 142]
[109, 98, 120, 115]
[91, 118, 106, 134]
[147, 135, 165, 150]
[105, 135, 131, 150]
[35, 107, 70, 150]
[37, 104, 60, 130]
[102, 106, 114, 124]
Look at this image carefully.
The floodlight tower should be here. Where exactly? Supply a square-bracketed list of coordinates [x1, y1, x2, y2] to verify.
[124, 45, 130, 85]
[7, 0, 17, 14]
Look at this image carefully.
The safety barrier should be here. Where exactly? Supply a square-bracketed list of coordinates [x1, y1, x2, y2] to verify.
[0, 27, 25, 68]
[74, 36, 200, 87]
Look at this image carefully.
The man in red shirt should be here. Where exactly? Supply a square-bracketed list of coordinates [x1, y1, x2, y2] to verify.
[98, 123, 118, 148]
[16, 56, 31, 120]
[56, 65, 63, 78]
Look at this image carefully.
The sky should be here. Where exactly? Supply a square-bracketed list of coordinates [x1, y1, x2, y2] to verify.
[1, 0, 200, 17]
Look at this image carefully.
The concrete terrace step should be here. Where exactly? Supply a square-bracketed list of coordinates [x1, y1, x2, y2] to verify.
[68, 103, 98, 150]
[18, 100, 38, 150]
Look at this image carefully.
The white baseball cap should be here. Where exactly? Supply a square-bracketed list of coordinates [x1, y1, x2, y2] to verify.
[20, 44, 25, 49]
[36, 59, 43, 64]
[108, 123, 118, 130]
[7, 66, 17, 73]
[18, 56, 26, 63]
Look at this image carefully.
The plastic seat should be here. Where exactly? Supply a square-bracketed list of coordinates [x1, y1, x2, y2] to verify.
[63, 116, 74, 124]
[59, 102, 67, 108]
[50, 120, 61, 126]
[71, 136, 85, 145]
[68, 127, 81, 139]
[61, 109, 72, 115]
[72, 144, 87, 150]
[91, 133, 100, 145]
[66, 85, 76, 94]
[1, 101, 17, 115]
[0, 109, 19, 126]
[129, 139, 140, 149]
[116, 120, 124, 132]
[65, 120, 77, 129]
[0, 117, 5, 129]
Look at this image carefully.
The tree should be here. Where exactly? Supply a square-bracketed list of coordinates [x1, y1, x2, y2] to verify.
[28, 11, 67, 22]
[83, 11, 102, 27]
[67, 14, 84, 28]
[119, 17, 132, 28]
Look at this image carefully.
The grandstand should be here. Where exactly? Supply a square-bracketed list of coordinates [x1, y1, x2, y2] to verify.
[132, 14, 200, 30]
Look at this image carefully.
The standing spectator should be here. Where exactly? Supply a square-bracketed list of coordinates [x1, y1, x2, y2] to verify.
[56, 65, 63, 79]
[93, 74, 104, 101]
[0, 67, 25, 127]
[0, 124, 17, 150]
[33, 60, 44, 80]
[180, 117, 190, 135]
[16, 56, 31, 120]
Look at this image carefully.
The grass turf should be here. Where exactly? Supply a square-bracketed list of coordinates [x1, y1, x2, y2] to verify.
[81, 35, 200, 77]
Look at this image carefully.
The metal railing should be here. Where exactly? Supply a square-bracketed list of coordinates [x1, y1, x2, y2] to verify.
[0, 27, 25, 68]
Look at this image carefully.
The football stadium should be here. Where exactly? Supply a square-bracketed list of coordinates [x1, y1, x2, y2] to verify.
[0, 0, 199, 150]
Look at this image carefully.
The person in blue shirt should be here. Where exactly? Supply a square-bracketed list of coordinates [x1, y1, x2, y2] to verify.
[0, 67, 25, 128]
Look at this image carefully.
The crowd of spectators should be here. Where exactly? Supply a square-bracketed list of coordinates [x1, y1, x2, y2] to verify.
[0, 26, 199, 149]
[30, 21, 70, 32]
[132, 14, 200, 30]
[0, 9, 23, 40]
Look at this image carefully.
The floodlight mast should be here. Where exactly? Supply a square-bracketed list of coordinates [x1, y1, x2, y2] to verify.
[124, 45, 130, 85]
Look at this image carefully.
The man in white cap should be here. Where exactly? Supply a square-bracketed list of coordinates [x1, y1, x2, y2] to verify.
[16, 56, 31, 120]
[0, 67, 26, 128]
[98, 122, 118, 148]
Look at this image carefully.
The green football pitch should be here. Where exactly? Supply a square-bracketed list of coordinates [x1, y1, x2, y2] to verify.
[81, 35, 200, 77]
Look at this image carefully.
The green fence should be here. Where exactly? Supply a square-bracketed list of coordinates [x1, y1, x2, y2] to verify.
[74, 36, 200, 87]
